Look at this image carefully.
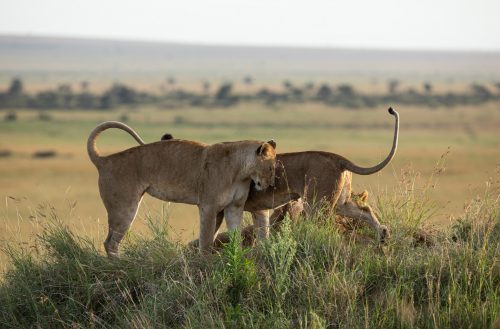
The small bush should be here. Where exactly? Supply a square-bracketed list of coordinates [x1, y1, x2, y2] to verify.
[4, 112, 17, 122]
[37, 112, 52, 121]
[0, 149, 12, 158]
[221, 231, 257, 307]
[32, 150, 57, 158]
[119, 113, 129, 122]
[173, 115, 185, 125]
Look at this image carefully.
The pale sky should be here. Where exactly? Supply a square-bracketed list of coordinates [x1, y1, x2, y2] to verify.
[1, 0, 500, 51]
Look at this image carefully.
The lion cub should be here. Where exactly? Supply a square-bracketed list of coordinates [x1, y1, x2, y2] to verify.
[88, 121, 276, 256]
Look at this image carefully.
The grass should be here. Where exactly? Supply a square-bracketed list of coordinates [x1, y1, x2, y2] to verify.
[1, 104, 499, 270]
[0, 176, 498, 328]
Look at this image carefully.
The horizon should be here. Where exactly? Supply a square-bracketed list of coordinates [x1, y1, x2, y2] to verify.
[2, 33, 500, 54]
[1, 0, 499, 52]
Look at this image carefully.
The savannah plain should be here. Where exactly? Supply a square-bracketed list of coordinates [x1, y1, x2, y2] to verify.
[0, 36, 499, 328]
[0, 36, 499, 268]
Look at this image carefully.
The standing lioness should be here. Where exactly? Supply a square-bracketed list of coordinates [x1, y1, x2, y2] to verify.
[88, 121, 277, 256]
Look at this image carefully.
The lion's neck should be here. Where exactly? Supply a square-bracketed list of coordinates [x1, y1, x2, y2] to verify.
[238, 147, 258, 180]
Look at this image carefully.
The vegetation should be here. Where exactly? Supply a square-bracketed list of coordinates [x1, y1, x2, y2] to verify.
[1, 36, 498, 328]
[0, 176, 498, 328]
[1, 78, 499, 110]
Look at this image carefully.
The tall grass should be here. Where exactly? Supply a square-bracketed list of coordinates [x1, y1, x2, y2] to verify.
[0, 181, 498, 328]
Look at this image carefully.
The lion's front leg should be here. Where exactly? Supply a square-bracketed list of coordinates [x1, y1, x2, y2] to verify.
[223, 181, 251, 241]
[251, 209, 270, 240]
[224, 203, 244, 233]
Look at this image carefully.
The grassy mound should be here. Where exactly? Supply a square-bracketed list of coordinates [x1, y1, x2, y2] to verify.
[1, 191, 498, 328]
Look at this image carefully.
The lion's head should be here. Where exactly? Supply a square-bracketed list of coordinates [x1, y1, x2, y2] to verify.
[251, 140, 277, 191]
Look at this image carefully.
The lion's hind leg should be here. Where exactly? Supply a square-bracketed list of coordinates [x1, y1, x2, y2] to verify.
[100, 184, 144, 257]
[198, 206, 219, 253]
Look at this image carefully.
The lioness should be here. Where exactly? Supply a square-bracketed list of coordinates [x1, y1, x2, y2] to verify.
[164, 107, 399, 244]
[88, 121, 277, 256]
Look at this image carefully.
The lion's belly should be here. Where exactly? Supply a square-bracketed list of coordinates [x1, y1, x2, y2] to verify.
[245, 188, 298, 211]
[145, 185, 198, 205]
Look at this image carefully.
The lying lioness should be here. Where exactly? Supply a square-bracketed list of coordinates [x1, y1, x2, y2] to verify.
[164, 107, 399, 244]
[88, 121, 277, 256]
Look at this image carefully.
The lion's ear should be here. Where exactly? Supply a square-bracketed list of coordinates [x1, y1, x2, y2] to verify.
[359, 190, 369, 202]
[267, 139, 276, 149]
[257, 142, 276, 157]
[161, 133, 174, 141]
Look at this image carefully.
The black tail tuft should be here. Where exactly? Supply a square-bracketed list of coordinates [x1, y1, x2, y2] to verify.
[388, 107, 395, 115]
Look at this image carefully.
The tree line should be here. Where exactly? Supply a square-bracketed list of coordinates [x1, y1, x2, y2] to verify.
[1, 77, 499, 110]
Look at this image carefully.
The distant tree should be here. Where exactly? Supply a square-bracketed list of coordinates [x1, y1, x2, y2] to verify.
[291, 88, 303, 97]
[215, 82, 233, 101]
[114, 84, 137, 104]
[470, 83, 491, 98]
[256, 88, 271, 98]
[100, 93, 117, 109]
[408, 87, 418, 94]
[494, 82, 500, 93]
[1, 78, 28, 108]
[282, 80, 293, 91]
[388, 79, 400, 94]
[423, 82, 433, 94]
[316, 84, 333, 100]
[8, 78, 23, 95]
[338, 84, 355, 96]
[167, 76, 176, 85]
[99, 84, 138, 109]
[304, 82, 315, 90]
[76, 83, 96, 109]
[243, 75, 254, 85]
[57, 83, 73, 108]
[256, 88, 277, 106]
[80, 81, 89, 92]
[34, 91, 62, 109]
[202, 80, 211, 93]
[58, 84, 72, 95]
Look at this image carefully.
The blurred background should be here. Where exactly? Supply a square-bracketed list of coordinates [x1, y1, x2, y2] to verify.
[0, 0, 499, 264]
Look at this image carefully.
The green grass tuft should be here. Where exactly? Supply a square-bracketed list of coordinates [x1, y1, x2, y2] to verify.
[1, 188, 499, 328]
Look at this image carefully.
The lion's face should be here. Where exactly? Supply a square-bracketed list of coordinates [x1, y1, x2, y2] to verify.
[251, 140, 277, 191]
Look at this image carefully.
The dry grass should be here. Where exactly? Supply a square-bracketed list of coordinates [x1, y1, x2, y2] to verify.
[0, 181, 498, 328]
[0, 103, 499, 271]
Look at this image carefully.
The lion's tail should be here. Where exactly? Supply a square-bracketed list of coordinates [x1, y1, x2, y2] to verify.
[340, 107, 399, 175]
[87, 121, 146, 166]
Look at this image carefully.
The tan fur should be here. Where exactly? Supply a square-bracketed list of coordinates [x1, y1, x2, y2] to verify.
[87, 121, 276, 256]
[212, 108, 399, 244]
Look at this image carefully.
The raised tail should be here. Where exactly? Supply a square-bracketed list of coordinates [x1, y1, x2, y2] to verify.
[87, 121, 146, 166]
[341, 107, 399, 175]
